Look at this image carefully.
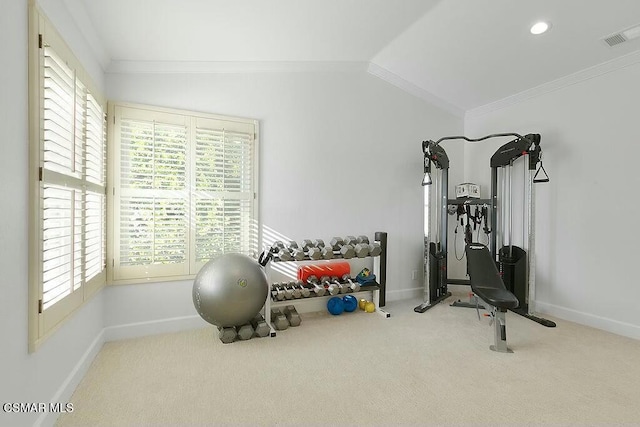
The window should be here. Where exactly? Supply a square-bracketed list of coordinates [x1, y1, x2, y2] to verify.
[29, 10, 107, 349]
[28, 9, 259, 349]
[109, 104, 259, 283]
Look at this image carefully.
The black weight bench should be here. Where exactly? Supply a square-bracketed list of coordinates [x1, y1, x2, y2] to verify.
[466, 243, 519, 353]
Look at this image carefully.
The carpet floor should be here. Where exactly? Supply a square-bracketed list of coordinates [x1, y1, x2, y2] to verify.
[56, 296, 640, 426]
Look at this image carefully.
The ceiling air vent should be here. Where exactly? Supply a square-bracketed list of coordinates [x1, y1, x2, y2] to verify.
[604, 33, 626, 47]
[603, 23, 640, 47]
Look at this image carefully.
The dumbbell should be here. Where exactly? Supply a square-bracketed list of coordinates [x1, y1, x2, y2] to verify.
[345, 235, 369, 258]
[294, 280, 311, 298]
[301, 239, 314, 250]
[288, 241, 306, 261]
[284, 281, 302, 299]
[306, 276, 327, 297]
[251, 314, 271, 338]
[320, 276, 340, 296]
[308, 246, 322, 260]
[369, 242, 382, 256]
[329, 237, 355, 259]
[273, 283, 294, 300]
[356, 235, 382, 257]
[302, 239, 321, 260]
[283, 305, 301, 327]
[313, 239, 334, 260]
[272, 282, 293, 301]
[341, 274, 361, 293]
[271, 283, 285, 301]
[236, 323, 254, 341]
[217, 326, 237, 344]
[270, 308, 290, 330]
[330, 276, 349, 294]
[301, 239, 322, 260]
[270, 241, 293, 261]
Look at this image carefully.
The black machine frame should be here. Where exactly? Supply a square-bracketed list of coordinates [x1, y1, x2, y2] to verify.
[415, 133, 554, 329]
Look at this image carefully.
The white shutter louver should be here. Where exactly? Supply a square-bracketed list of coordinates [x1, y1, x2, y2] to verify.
[84, 95, 106, 282]
[119, 197, 187, 266]
[118, 118, 188, 270]
[112, 105, 258, 281]
[42, 44, 85, 309]
[42, 185, 74, 309]
[43, 46, 77, 177]
[85, 192, 103, 280]
[74, 80, 86, 175]
[120, 120, 186, 190]
[86, 93, 104, 186]
[195, 127, 253, 264]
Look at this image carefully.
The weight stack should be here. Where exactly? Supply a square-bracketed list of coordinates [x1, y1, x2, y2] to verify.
[429, 242, 447, 301]
[498, 245, 527, 309]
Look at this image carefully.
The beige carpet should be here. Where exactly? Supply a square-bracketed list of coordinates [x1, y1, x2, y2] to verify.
[56, 297, 640, 426]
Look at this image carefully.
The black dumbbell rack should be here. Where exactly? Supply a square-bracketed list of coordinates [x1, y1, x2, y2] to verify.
[262, 232, 389, 337]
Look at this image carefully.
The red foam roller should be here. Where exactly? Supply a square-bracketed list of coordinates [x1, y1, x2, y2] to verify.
[297, 262, 351, 283]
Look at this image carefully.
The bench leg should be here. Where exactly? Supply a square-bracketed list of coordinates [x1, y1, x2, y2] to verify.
[490, 308, 513, 353]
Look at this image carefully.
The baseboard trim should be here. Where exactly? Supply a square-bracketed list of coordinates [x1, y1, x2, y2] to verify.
[535, 301, 640, 340]
[103, 315, 208, 342]
[35, 329, 106, 427]
[386, 287, 426, 301]
[385, 285, 471, 303]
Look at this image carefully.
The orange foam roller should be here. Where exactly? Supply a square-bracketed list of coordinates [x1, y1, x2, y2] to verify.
[297, 262, 351, 283]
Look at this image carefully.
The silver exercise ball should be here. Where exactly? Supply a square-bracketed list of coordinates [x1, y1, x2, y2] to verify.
[192, 253, 268, 327]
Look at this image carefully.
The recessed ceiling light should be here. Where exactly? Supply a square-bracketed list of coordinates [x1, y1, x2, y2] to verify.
[530, 21, 551, 35]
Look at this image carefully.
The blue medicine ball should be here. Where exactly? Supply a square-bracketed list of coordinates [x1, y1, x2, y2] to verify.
[342, 295, 358, 312]
[327, 297, 344, 315]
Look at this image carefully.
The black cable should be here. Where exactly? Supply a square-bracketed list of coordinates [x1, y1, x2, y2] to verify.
[258, 250, 272, 266]
[454, 224, 464, 261]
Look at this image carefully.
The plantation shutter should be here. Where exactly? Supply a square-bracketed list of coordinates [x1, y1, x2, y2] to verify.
[85, 94, 107, 283]
[193, 118, 255, 271]
[37, 23, 107, 334]
[113, 108, 190, 280]
[41, 45, 82, 317]
[111, 105, 258, 282]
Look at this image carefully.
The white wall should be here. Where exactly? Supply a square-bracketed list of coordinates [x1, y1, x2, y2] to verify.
[105, 70, 463, 326]
[0, 2, 107, 426]
[465, 63, 640, 338]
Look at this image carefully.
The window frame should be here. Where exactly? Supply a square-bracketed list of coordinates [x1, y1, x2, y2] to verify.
[28, 6, 107, 352]
[107, 102, 260, 285]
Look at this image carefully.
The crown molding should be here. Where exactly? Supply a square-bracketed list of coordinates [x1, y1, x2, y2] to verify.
[366, 62, 464, 118]
[106, 60, 369, 74]
[104, 48, 640, 122]
[466, 49, 640, 119]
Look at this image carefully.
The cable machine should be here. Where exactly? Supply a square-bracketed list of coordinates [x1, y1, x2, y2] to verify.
[414, 141, 451, 313]
[414, 133, 554, 328]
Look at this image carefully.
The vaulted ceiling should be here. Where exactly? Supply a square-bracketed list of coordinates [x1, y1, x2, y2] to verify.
[44, 0, 640, 113]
